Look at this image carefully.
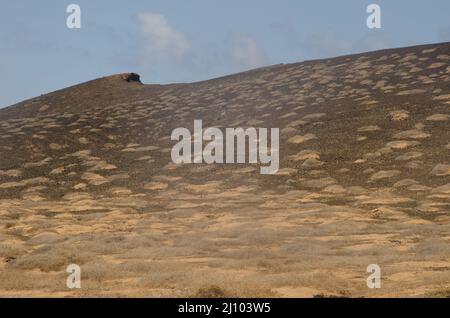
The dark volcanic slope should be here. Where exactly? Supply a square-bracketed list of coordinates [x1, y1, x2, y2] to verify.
[0, 43, 449, 297]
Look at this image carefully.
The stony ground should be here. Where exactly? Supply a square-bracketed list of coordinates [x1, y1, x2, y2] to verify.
[0, 43, 449, 297]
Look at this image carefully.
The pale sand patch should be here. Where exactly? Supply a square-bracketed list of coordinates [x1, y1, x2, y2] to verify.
[369, 170, 401, 181]
[143, 182, 168, 191]
[103, 142, 118, 149]
[280, 112, 297, 119]
[357, 125, 381, 132]
[231, 167, 257, 174]
[422, 48, 437, 54]
[389, 110, 409, 121]
[126, 143, 140, 147]
[395, 152, 423, 161]
[273, 286, 321, 298]
[275, 168, 297, 176]
[73, 183, 87, 190]
[303, 113, 326, 120]
[0, 177, 50, 189]
[369, 206, 409, 220]
[2, 169, 22, 177]
[415, 123, 425, 130]
[166, 201, 207, 209]
[287, 119, 307, 127]
[134, 146, 159, 152]
[433, 94, 450, 101]
[396, 89, 426, 96]
[122, 147, 137, 152]
[212, 186, 257, 198]
[246, 119, 264, 126]
[363, 152, 382, 160]
[70, 149, 92, 158]
[356, 191, 413, 205]
[81, 172, 108, 185]
[426, 114, 449, 121]
[136, 155, 152, 161]
[394, 179, 419, 188]
[183, 181, 223, 193]
[221, 185, 257, 194]
[38, 104, 50, 112]
[323, 185, 346, 194]
[405, 161, 423, 169]
[21, 193, 45, 201]
[431, 184, 450, 194]
[407, 184, 431, 192]
[106, 173, 129, 182]
[78, 137, 89, 144]
[410, 67, 422, 73]
[393, 130, 431, 140]
[416, 201, 448, 213]
[302, 159, 323, 168]
[259, 200, 287, 209]
[69, 201, 110, 212]
[302, 178, 337, 189]
[49, 167, 65, 175]
[87, 161, 117, 171]
[288, 150, 320, 161]
[386, 140, 420, 150]
[428, 62, 446, 69]
[27, 232, 65, 245]
[62, 192, 92, 201]
[152, 175, 183, 182]
[163, 162, 181, 170]
[110, 187, 133, 195]
[49, 143, 62, 150]
[280, 127, 298, 135]
[431, 164, 450, 176]
[288, 134, 317, 144]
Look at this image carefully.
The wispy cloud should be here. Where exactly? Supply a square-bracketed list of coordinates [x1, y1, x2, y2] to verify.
[230, 35, 269, 69]
[137, 12, 192, 62]
[136, 13, 270, 81]
[271, 21, 397, 61]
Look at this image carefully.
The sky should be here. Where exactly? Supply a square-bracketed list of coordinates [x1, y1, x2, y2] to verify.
[0, 0, 449, 108]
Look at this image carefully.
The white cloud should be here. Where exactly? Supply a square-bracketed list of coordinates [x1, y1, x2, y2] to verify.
[135, 15, 270, 81]
[137, 12, 191, 61]
[230, 35, 269, 69]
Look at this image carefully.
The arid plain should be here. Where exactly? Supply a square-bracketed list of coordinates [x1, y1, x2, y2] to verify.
[0, 43, 449, 297]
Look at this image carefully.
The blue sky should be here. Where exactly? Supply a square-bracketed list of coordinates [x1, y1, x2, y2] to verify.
[1, 0, 449, 108]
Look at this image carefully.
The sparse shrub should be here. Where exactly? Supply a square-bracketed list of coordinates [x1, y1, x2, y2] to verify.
[193, 285, 227, 298]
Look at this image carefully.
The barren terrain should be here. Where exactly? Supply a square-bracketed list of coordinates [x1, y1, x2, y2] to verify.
[0, 43, 449, 297]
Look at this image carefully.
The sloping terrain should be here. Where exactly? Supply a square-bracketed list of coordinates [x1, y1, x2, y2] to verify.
[0, 42, 449, 297]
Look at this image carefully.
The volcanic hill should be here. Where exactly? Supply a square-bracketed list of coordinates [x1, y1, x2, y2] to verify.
[0, 42, 449, 297]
